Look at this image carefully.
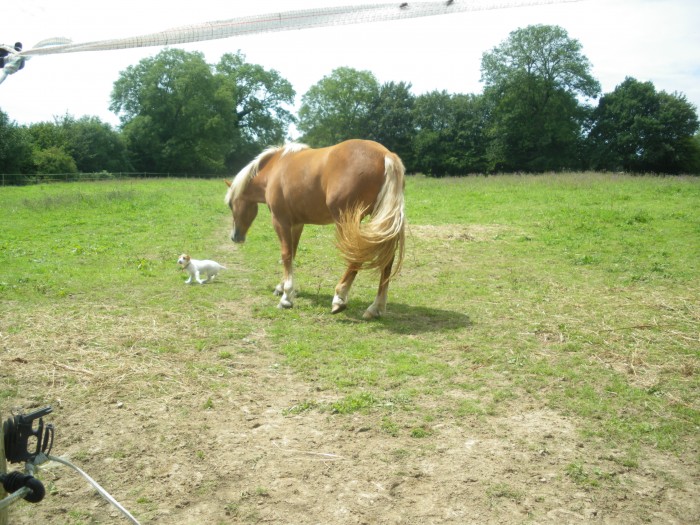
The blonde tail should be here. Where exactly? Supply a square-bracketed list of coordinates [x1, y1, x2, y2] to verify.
[335, 153, 406, 279]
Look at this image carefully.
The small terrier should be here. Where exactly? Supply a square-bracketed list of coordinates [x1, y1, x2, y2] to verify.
[177, 254, 226, 284]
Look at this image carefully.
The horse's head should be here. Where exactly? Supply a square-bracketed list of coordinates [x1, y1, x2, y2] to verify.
[224, 146, 288, 244]
[225, 179, 258, 243]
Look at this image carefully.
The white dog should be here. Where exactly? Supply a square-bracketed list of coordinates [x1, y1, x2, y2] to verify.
[178, 254, 226, 284]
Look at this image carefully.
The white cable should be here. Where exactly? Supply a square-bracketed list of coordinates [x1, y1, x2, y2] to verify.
[0, 38, 71, 84]
[18, 0, 581, 57]
[0, 487, 31, 511]
[0, 51, 23, 85]
[45, 455, 141, 525]
[0, 453, 140, 521]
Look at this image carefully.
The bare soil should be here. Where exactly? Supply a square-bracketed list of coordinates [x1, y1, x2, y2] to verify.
[3, 335, 698, 525]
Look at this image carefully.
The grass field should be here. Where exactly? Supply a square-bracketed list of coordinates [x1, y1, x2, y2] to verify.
[1, 173, 699, 524]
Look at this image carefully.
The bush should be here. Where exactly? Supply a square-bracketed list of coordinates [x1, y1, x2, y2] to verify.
[33, 146, 78, 175]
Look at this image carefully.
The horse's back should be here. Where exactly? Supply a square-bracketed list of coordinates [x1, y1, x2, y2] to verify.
[321, 140, 394, 216]
[267, 140, 395, 225]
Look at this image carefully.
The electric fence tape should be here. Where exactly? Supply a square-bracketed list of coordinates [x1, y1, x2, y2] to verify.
[0, 455, 141, 524]
[17, 0, 581, 57]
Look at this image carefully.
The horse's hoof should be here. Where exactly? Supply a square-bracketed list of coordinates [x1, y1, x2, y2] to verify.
[362, 305, 384, 320]
[277, 300, 293, 309]
[331, 303, 347, 314]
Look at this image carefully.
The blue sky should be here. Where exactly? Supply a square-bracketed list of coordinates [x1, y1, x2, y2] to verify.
[2, 0, 699, 134]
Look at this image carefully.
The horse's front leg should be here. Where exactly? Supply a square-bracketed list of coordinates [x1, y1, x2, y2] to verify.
[274, 224, 304, 298]
[277, 260, 294, 309]
[273, 222, 303, 309]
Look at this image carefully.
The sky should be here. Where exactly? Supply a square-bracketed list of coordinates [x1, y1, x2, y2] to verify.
[2, 0, 699, 137]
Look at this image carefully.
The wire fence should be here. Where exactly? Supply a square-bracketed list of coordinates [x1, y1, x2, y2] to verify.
[0, 172, 224, 186]
[18, 1, 580, 58]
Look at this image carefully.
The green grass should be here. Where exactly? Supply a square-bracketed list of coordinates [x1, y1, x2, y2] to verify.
[1, 173, 698, 485]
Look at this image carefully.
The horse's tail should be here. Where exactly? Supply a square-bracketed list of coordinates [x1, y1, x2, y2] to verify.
[335, 153, 406, 279]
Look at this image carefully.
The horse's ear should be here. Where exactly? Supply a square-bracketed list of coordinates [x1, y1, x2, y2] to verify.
[224, 179, 232, 187]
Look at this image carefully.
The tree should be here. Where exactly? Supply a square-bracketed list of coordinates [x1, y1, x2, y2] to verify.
[366, 81, 416, 170]
[298, 67, 379, 147]
[215, 52, 296, 170]
[27, 120, 65, 152]
[481, 24, 600, 171]
[0, 109, 34, 179]
[587, 77, 699, 173]
[412, 91, 489, 176]
[28, 115, 130, 174]
[111, 49, 223, 173]
[60, 115, 131, 173]
[686, 133, 700, 174]
[110, 49, 294, 174]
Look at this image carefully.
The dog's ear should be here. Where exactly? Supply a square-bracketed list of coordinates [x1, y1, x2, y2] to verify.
[224, 179, 232, 187]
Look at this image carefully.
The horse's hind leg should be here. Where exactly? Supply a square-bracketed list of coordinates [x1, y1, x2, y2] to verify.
[332, 265, 359, 314]
[363, 256, 395, 320]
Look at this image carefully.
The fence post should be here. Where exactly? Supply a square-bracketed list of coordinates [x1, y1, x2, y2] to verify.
[1, 410, 8, 525]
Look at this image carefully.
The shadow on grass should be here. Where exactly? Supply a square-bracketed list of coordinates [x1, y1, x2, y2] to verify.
[298, 291, 472, 334]
[374, 302, 472, 334]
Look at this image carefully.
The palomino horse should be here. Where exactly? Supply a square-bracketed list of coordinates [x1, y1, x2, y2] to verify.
[224, 139, 406, 319]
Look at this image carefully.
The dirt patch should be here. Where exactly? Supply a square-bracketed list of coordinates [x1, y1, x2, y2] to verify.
[408, 224, 512, 243]
[2, 281, 697, 525]
[4, 338, 697, 525]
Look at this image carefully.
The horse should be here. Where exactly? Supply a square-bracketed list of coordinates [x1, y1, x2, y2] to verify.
[224, 139, 406, 319]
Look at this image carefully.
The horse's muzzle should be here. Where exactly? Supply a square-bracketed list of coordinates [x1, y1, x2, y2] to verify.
[231, 230, 246, 243]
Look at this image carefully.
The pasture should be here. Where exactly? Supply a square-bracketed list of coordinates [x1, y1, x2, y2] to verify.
[1, 173, 698, 524]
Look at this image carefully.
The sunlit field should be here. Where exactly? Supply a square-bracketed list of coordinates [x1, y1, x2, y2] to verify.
[2, 173, 698, 524]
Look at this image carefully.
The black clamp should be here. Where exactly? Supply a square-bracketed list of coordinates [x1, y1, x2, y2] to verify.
[3, 406, 54, 464]
[0, 471, 45, 503]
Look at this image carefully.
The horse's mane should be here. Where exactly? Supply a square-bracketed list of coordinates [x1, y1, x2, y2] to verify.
[224, 143, 309, 206]
[280, 142, 309, 156]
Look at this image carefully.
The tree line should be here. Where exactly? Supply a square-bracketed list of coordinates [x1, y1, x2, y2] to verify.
[1, 24, 698, 183]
